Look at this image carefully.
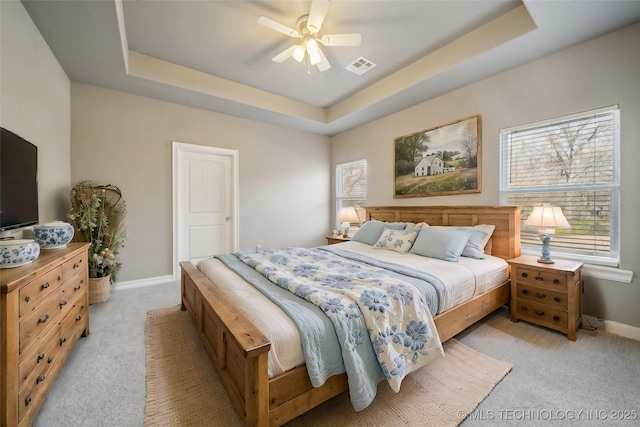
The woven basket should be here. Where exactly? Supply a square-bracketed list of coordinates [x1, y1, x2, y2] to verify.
[89, 275, 111, 304]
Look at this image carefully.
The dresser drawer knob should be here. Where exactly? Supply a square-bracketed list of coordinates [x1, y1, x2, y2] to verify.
[521, 272, 528, 278]
[25, 295, 31, 303]
[37, 353, 45, 363]
[535, 292, 546, 299]
[59, 337, 67, 346]
[42, 282, 50, 289]
[60, 300, 68, 308]
[535, 276, 543, 281]
[520, 306, 527, 312]
[553, 279, 560, 285]
[76, 315, 82, 322]
[36, 375, 46, 384]
[74, 284, 82, 291]
[554, 297, 561, 302]
[553, 315, 560, 321]
[38, 314, 50, 324]
[534, 309, 545, 316]
[25, 397, 32, 406]
[48, 356, 52, 363]
[522, 289, 528, 295]
[58, 275, 61, 281]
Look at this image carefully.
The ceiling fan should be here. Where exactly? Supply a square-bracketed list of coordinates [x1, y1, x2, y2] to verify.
[258, 0, 361, 72]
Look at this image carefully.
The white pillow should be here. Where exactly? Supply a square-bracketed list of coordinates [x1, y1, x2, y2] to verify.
[373, 228, 418, 254]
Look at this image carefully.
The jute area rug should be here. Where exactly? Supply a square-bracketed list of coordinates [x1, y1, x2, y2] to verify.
[144, 306, 511, 427]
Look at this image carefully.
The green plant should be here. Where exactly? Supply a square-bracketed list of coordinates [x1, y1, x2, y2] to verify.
[67, 181, 127, 280]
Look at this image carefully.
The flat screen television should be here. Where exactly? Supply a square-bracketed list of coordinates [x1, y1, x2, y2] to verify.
[1, 127, 39, 232]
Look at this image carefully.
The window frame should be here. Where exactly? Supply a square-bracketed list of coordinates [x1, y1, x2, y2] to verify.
[335, 159, 367, 228]
[499, 105, 620, 267]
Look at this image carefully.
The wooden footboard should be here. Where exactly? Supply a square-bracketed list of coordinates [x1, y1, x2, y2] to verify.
[180, 205, 520, 426]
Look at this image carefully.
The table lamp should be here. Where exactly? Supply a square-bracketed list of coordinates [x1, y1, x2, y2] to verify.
[337, 207, 359, 238]
[524, 205, 570, 264]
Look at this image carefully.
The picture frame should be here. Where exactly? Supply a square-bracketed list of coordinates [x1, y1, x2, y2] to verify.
[394, 115, 481, 198]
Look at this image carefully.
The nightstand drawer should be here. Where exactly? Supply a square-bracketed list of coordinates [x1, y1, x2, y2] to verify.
[516, 284, 566, 309]
[515, 267, 567, 291]
[516, 300, 568, 329]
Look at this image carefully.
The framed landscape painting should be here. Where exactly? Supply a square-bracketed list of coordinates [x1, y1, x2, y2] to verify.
[394, 115, 481, 198]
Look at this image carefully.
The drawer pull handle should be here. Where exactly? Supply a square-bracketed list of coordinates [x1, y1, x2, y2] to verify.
[48, 356, 52, 363]
[520, 306, 527, 312]
[74, 284, 82, 291]
[76, 315, 82, 321]
[60, 300, 68, 307]
[59, 337, 67, 346]
[37, 353, 45, 363]
[535, 292, 546, 299]
[554, 297, 561, 302]
[521, 272, 528, 278]
[553, 279, 560, 285]
[522, 289, 528, 295]
[42, 282, 50, 289]
[36, 375, 46, 384]
[553, 315, 560, 321]
[58, 275, 61, 281]
[38, 314, 50, 324]
[25, 295, 31, 303]
[534, 309, 545, 316]
[535, 276, 543, 281]
[25, 397, 32, 406]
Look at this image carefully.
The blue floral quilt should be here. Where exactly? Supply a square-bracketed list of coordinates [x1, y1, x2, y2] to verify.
[218, 247, 444, 410]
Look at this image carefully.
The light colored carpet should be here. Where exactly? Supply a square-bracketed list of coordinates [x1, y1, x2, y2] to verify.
[144, 306, 512, 426]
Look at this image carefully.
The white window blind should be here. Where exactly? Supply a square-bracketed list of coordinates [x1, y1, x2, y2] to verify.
[336, 159, 367, 225]
[499, 105, 620, 265]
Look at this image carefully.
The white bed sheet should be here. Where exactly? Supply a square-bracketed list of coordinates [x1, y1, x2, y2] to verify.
[196, 242, 508, 378]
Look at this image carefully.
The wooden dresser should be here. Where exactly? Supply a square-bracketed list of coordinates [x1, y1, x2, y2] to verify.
[1, 243, 90, 427]
[508, 255, 583, 341]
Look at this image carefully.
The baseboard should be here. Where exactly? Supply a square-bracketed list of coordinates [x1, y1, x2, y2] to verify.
[583, 315, 640, 341]
[111, 275, 176, 291]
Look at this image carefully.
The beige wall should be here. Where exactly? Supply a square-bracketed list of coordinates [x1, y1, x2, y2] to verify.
[71, 83, 330, 282]
[0, 0, 71, 235]
[331, 22, 640, 328]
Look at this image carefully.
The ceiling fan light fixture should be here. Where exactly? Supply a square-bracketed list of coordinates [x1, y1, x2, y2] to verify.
[306, 38, 319, 55]
[292, 45, 305, 62]
[309, 51, 322, 65]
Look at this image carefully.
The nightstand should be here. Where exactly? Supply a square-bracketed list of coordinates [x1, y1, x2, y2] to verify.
[326, 236, 351, 245]
[507, 255, 583, 341]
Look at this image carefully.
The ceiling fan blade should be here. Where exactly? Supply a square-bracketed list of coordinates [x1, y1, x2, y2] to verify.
[316, 48, 331, 72]
[272, 45, 297, 63]
[307, 0, 330, 34]
[320, 33, 362, 47]
[258, 16, 299, 38]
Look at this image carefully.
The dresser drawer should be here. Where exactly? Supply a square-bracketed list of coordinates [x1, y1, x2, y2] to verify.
[19, 288, 66, 353]
[62, 252, 87, 281]
[516, 284, 567, 309]
[18, 327, 61, 390]
[516, 300, 568, 329]
[19, 266, 63, 317]
[59, 296, 89, 357]
[515, 267, 567, 291]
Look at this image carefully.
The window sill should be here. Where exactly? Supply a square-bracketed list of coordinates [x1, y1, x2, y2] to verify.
[520, 249, 633, 283]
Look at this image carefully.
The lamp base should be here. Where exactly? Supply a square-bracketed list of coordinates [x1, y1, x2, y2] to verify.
[537, 258, 555, 264]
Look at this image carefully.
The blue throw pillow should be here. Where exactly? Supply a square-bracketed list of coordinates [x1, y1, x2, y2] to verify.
[458, 228, 489, 259]
[351, 221, 406, 245]
[409, 227, 471, 262]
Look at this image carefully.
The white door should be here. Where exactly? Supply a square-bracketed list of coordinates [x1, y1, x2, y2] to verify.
[173, 142, 238, 279]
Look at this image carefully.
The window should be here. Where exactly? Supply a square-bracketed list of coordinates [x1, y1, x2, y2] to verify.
[500, 105, 620, 266]
[336, 159, 367, 226]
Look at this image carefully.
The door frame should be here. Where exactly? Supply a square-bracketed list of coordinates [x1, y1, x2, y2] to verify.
[172, 141, 239, 280]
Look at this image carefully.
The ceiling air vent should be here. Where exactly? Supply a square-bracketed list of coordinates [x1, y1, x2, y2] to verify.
[346, 57, 376, 76]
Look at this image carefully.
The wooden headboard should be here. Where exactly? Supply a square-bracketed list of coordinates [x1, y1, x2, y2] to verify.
[364, 205, 521, 260]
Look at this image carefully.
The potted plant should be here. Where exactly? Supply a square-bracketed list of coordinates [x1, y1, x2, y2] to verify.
[67, 181, 127, 304]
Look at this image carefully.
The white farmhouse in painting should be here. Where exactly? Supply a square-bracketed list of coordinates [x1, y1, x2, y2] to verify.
[415, 152, 445, 176]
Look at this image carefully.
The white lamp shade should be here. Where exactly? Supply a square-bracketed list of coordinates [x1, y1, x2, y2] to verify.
[524, 205, 570, 231]
[292, 45, 305, 62]
[337, 207, 359, 223]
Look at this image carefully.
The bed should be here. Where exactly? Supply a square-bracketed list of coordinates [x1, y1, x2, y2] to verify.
[180, 205, 521, 426]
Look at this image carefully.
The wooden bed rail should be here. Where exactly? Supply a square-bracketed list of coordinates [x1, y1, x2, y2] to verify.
[180, 261, 271, 426]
